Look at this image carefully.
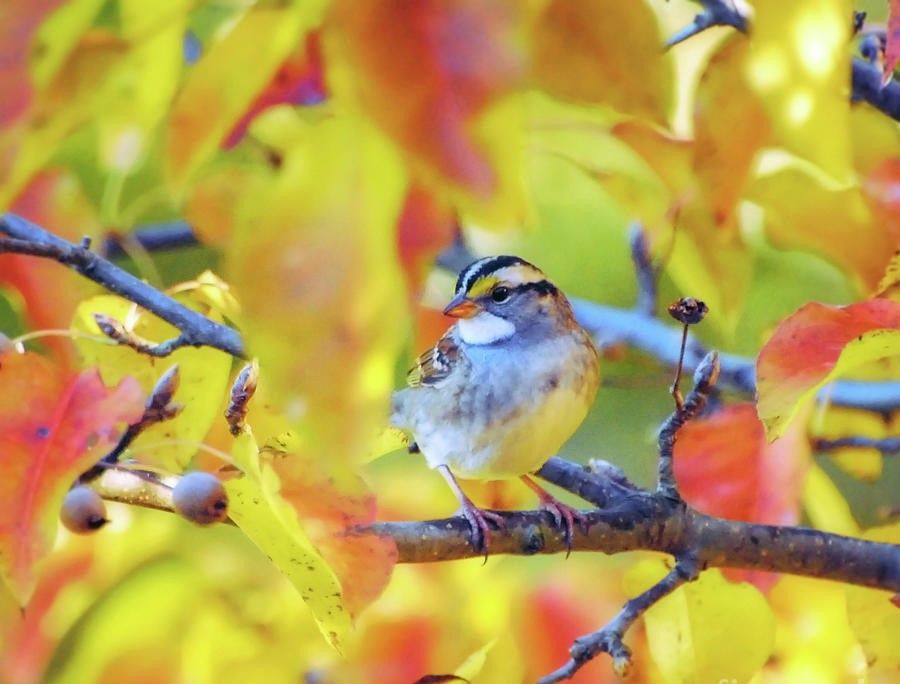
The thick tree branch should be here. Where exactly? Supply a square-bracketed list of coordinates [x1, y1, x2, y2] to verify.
[0, 213, 245, 358]
[95, 461, 900, 592]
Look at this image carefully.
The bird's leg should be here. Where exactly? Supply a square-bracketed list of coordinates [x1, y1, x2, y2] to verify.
[521, 474, 587, 557]
[438, 465, 505, 559]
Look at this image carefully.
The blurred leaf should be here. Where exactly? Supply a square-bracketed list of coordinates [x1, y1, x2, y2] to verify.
[625, 562, 775, 683]
[71, 292, 232, 472]
[862, 157, 900, 249]
[2, 28, 128, 206]
[224, 112, 407, 467]
[674, 400, 810, 591]
[0, 351, 143, 602]
[801, 463, 861, 536]
[756, 299, 900, 438]
[748, 167, 896, 293]
[874, 251, 900, 301]
[768, 574, 867, 681]
[397, 184, 457, 296]
[226, 433, 352, 653]
[0, 0, 85, 197]
[43, 557, 202, 684]
[694, 36, 770, 227]
[530, 0, 673, 123]
[166, 4, 309, 189]
[2, 171, 99, 366]
[675, 402, 809, 522]
[325, 0, 524, 207]
[849, 103, 900, 177]
[885, 0, 900, 86]
[809, 405, 891, 481]
[746, 1, 852, 179]
[845, 523, 900, 675]
[224, 31, 327, 148]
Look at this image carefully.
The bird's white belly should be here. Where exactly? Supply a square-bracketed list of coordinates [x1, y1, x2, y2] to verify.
[418, 378, 592, 479]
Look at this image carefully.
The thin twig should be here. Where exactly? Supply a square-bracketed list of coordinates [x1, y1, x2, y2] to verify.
[657, 352, 720, 501]
[629, 223, 657, 317]
[851, 57, 900, 120]
[0, 213, 246, 358]
[814, 436, 900, 455]
[538, 556, 700, 683]
[665, 0, 749, 49]
[78, 366, 182, 483]
[100, 222, 198, 259]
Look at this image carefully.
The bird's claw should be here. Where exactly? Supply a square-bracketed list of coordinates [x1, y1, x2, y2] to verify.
[538, 498, 588, 558]
[457, 502, 506, 562]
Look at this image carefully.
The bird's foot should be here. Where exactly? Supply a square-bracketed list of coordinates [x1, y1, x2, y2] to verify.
[521, 475, 588, 557]
[456, 500, 506, 561]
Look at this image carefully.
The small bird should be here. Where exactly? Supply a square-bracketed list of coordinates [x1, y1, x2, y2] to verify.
[391, 255, 600, 554]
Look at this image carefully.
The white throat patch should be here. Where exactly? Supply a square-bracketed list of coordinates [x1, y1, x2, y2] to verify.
[458, 312, 515, 345]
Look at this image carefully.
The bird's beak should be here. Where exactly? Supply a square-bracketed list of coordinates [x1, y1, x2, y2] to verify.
[443, 293, 482, 319]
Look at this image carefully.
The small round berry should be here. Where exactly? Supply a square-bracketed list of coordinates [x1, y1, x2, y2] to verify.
[172, 471, 228, 525]
[60, 486, 108, 534]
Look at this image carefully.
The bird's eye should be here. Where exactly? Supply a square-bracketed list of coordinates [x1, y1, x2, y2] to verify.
[491, 286, 511, 303]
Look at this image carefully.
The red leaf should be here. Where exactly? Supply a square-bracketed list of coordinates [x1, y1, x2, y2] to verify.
[397, 185, 457, 295]
[756, 299, 900, 437]
[675, 403, 810, 591]
[325, 0, 524, 195]
[0, 352, 144, 602]
[884, 0, 900, 86]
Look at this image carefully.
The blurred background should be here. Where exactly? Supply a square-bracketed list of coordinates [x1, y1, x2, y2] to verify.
[0, 0, 898, 682]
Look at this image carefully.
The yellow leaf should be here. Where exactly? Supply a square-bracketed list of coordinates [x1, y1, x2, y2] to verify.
[225, 111, 408, 467]
[624, 560, 775, 683]
[71, 293, 232, 472]
[801, 463, 860, 536]
[165, 4, 309, 189]
[747, 167, 895, 294]
[846, 524, 900, 677]
[531, 0, 674, 123]
[746, 0, 852, 180]
[226, 433, 352, 653]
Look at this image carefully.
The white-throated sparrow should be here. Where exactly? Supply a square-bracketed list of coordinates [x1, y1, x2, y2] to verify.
[391, 255, 600, 553]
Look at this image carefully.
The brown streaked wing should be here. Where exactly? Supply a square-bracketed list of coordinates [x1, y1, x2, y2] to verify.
[406, 329, 461, 388]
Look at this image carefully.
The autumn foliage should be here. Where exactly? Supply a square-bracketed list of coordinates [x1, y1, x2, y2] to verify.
[0, 1, 899, 683]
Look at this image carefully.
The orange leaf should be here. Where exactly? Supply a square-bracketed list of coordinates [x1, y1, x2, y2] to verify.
[693, 36, 770, 227]
[747, 167, 896, 292]
[756, 299, 900, 438]
[273, 452, 397, 617]
[531, 0, 673, 123]
[325, 0, 524, 195]
[884, 0, 900, 86]
[0, 352, 143, 602]
[862, 157, 900, 248]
